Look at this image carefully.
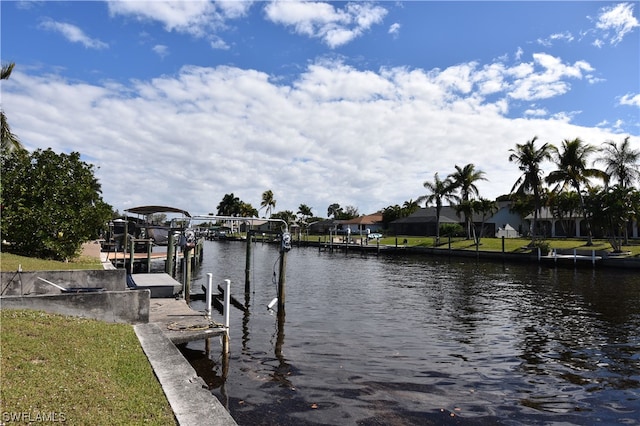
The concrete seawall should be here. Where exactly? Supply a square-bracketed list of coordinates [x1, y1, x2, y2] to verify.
[0, 290, 150, 323]
[1, 269, 127, 295]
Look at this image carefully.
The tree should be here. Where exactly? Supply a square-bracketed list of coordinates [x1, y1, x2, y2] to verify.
[471, 198, 498, 243]
[595, 136, 640, 189]
[1, 62, 25, 155]
[217, 193, 241, 216]
[588, 185, 640, 251]
[271, 210, 296, 229]
[297, 203, 313, 227]
[508, 136, 553, 245]
[239, 201, 258, 217]
[417, 173, 457, 244]
[327, 203, 342, 219]
[448, 163, 487, 239]
[1, 148, 112, 260]
[260, 190, 276, 218]
[546, 138, 607, 245]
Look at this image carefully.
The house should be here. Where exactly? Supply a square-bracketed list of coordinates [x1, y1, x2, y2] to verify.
[389, 201, 525, 237]
[526, 208, 639, 238]
[308, 213, 384, 235]
[340, 213, 384, 235]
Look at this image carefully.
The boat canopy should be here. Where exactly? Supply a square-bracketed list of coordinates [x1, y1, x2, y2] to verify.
[124, 205, 191, 218]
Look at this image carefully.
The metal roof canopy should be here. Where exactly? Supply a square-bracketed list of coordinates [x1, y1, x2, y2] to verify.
[124, 205, 191, 218]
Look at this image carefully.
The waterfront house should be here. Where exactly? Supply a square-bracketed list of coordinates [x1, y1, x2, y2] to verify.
[389, 201, 525, 238]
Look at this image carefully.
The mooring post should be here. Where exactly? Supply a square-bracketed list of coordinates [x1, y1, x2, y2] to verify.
[165, 232, 175, 275]
[278, 251, 287, 314]
[128, 237, 134, 273]
[245, 231, 252, 294]
[185, 248, 192, 303]
[224, 279, 231, 331]
[206, 273, 213, 318]
[146, 239, 152, 273]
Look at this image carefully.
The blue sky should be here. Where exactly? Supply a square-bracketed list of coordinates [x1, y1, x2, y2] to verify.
[2, 1, 639, 217]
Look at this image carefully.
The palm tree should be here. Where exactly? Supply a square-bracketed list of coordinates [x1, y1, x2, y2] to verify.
[448, 163, 487, 239]
[596, 136, 640, 189]
[472, 198, 498, 243]
[217, 193, 241, 216]
[1, 62, 25, 155]
[508, 136, 554, 245]
[417, 173, 457, 244]
[327, 203, 342, 219]
[260, 190, 276, 218]
[546, 138, 607, 245]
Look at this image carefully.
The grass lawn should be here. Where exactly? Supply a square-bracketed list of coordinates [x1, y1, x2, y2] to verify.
[0, 252, 103, 272]
[0, 310, 176, 425]
[375, 236, 640, 257]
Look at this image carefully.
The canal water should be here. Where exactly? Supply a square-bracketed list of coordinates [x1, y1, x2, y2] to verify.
[181, 240, 640, 425]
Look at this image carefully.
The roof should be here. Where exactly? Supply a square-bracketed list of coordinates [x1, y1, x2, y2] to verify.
[125, 205, 191, 218]
[341, 213, 383, 225]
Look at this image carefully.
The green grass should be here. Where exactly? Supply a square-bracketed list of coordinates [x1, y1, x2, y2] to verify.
[387, 236, 640, 256]
[0, 310, 176, 425]
[0, 252, 103, 272]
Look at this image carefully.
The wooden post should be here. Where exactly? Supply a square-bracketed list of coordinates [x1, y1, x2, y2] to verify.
[277, 251, 287, 314]
[502, 236, 505, 254]
[185, 248, 192, 304]
[165, 232, 175, 275]
[146, 239, 152, 273]
[129, 237, 134, 274]
[245, 231, 252, 295]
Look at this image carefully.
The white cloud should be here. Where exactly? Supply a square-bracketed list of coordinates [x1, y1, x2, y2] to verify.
[508, 53, 594, 101]
[264, 1, 387, 48]
[3, 59, 634, 216]
[39, 19, 108, 49]
[388, 22, 400, 37]
[106, 0, 247, 46]
[593, 2, 639, 46]
[620, 93, 640, 107]
[152, 44, 169, 58]
[537, 31, 575, 47]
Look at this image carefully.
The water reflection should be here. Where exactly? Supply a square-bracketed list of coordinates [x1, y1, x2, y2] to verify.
[182, 241, 640, 425]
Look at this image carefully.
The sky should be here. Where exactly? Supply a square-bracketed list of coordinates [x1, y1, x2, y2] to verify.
[2, 1, 639, 218]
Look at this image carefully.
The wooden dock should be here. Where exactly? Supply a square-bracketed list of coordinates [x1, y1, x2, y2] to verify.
[149, 297, 226, 344]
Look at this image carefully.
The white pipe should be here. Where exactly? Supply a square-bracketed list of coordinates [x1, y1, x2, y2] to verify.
[224, 279, 231, 331]
[37, 277, 67, 291]
[267, 298, 278, 310]
[206, 273, 213, 318]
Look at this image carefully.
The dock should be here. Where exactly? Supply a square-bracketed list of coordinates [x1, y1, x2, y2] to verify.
[149, 297, 226, 344]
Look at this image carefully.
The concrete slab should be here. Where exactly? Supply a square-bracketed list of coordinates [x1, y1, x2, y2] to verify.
[131, 273, 182, 298]
[134, 323, 237, 426]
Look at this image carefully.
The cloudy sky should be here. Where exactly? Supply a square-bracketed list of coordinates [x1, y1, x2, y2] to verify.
[2, 1, 639, 218]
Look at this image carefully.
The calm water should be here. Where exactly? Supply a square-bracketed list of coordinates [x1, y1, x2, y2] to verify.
[181, 240, 640, 425]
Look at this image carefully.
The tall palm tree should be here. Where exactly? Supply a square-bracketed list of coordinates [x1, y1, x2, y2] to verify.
[546, 138, 607, 245]
[508, 136, 554, 245]
[448, 163, 487, 239]
[417, 173, 457, 244]
[596, 136, 640, 189]
[260, 189, 276, 218]
[1, 62, 25, 155]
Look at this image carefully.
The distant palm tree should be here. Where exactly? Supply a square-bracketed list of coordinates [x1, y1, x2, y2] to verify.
[297, 203, 313, 225]
[1, 62, 25, 155]
[508, 136, 554, 245]
[327, 203, 342, 219]
[260, 190, 276, 218]
[596, 136, 640, 189]
[417, 173, 457, 244]
[546, 138, 607, 245]
[448, 163, 487, 239]
[217, 193, 241, 216]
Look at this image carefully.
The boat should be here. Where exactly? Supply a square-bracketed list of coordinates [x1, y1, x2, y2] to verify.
[124, 205, 191, 247]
